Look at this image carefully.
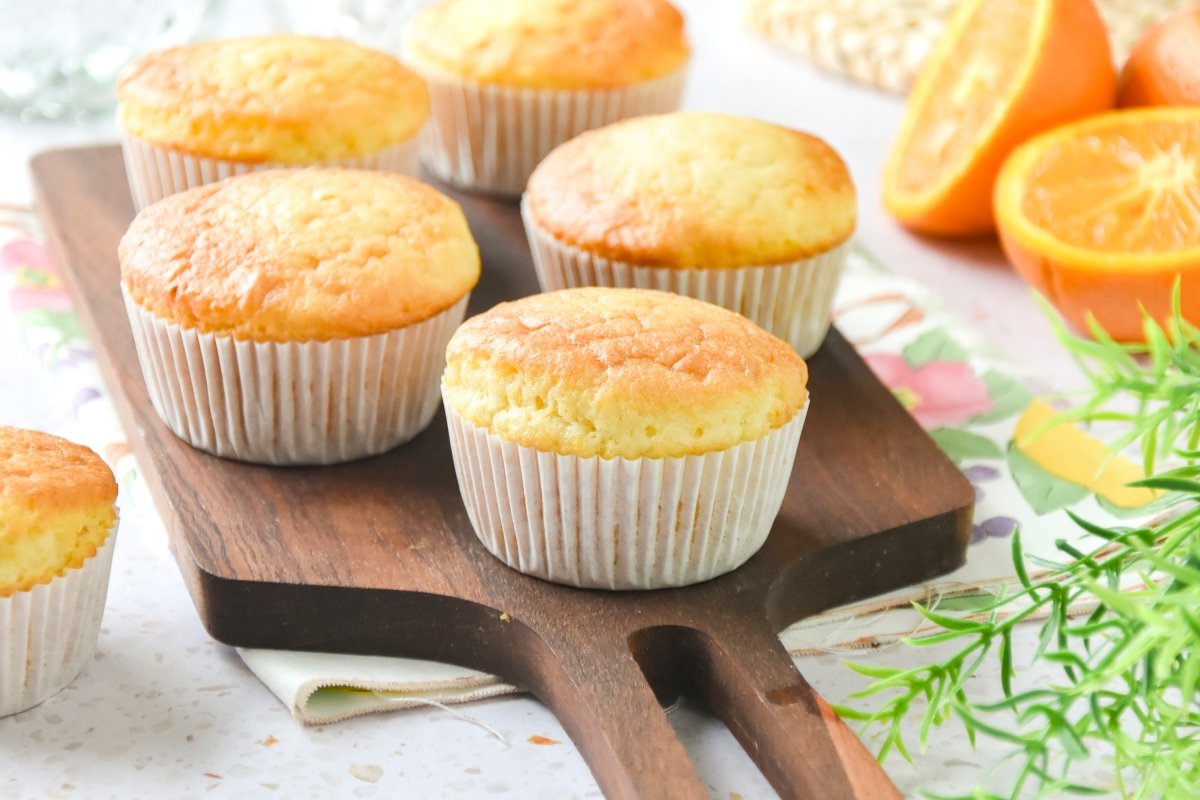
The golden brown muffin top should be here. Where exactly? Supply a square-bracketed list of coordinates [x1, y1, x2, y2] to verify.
[403, 0, 689, 90]
[443, 287, 808, 458]
[0, 428, 117, 517]
[117, 36, 430, 163]
[119, 169, 481, 342]
[526, 112, 857, 268]
[0, 427, 117, 595]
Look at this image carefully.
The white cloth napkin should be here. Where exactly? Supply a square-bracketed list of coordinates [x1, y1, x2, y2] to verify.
[238, 648, 519, 725]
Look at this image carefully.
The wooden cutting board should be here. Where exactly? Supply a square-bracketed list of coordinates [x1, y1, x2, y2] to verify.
[32, 145, 974, 800]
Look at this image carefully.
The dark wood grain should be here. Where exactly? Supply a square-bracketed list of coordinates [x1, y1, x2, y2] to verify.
[32, 145, 973, 800]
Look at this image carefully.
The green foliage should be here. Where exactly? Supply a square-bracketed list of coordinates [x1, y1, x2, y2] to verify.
[903, 328, 972, 366]
[1005, 443, 1091, 515]
[931, 428, 1004, 464]
[974, 372, 1033, 424]
[838, 291, 1200, 798]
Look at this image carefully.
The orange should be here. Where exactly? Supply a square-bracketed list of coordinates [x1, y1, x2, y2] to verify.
[883, 0, 1116, 237]
[994, 107, 1200, 342]
[1117, 6, 1200, 108]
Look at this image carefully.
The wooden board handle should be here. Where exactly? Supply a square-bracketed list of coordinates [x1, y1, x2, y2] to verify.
[631, 622, 901, 800]
[533, 636, 711, 799]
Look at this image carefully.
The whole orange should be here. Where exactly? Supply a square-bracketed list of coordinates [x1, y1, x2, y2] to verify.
[1117, 6, 1200, 107]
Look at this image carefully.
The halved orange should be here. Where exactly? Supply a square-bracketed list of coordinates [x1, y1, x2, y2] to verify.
[883, 0, 1116, 237]
[995, 107, 1200, 341]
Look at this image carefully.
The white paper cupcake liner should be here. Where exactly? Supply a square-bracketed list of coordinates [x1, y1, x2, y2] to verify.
[410, 66, 687, 196]
[443, 402, 808, 590]
[120, 132, 423, 210]
[1, 524, 118, 717]
[123, 290, 469, 465]
[523, 201, 850, 358]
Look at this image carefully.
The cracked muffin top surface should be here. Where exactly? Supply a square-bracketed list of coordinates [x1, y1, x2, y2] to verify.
[0, 427, 117, 596]
[442, 287, 808, 459]
[402, 0, 689, 90]
[526, 112, 856, 268]
[119, 168, 480, 342]
[118, 35, 430, 163]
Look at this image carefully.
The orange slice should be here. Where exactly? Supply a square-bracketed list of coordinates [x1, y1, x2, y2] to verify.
[995, 107, 1200, 341]
[883, 0, 1116, 237]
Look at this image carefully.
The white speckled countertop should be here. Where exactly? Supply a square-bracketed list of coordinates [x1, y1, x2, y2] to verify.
[1, 2, 1095, 798]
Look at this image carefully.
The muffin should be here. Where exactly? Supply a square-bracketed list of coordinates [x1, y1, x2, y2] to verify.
[1, 427, 118, 717]
[442, 287, 809, 590]
[119, 168, 480, 464]
[117, 35, 430, 209]
[523, 112, 857, 357]
[402, 0, 689, 195]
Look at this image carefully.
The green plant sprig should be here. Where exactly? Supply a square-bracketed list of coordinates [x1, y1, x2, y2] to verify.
[835, 293, 1200, 799]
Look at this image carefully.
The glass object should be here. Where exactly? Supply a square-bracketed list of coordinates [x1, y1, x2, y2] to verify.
[0, 1, 219, 121]
[269, 0, 428, 55]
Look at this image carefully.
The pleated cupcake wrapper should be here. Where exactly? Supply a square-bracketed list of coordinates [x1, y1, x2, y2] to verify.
[123, 289, 468, 465]
[1, 525, 118, 717]
[523, 202, 849, 358]
[410, 66, 687, 197]
[443, 402, 808, 590]
[119, 132, 423, 210]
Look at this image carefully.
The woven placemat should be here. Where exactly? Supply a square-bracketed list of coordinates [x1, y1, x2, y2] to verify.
[745, 0, 1186, 93]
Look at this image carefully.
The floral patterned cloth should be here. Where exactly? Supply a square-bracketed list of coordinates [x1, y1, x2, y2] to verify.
[0, 211, 136, 487]
[1, 212, 1159, 719]
[781, 248, 1162, 652]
